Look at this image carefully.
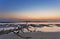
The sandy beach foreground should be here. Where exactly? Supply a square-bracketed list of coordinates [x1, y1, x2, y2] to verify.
[0, 32, 60, 39]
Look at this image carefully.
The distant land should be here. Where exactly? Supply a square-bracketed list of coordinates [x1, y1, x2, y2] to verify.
[0, 18, 60, 23]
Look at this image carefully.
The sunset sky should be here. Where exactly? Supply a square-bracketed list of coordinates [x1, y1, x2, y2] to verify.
[0, 0, 60, 20]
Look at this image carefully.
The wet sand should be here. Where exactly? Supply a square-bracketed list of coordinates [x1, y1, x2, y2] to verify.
[0, 32, 60, 39]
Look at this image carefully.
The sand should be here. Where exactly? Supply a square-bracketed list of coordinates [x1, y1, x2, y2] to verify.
[0, 32, 60, 39]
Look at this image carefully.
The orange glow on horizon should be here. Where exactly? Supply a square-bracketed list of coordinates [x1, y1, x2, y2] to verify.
[0, 14, 60, 20]
[10, 15, 60, 20]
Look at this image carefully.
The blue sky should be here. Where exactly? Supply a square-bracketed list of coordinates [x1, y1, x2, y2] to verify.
[0, 0, 58, 13]
[0, 0, 60, 20]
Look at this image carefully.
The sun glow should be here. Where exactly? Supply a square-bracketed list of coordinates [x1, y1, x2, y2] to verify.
[0, 13, 60, 20]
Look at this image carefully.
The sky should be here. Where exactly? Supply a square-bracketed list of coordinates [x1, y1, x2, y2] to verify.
[0, 0, 60, 20]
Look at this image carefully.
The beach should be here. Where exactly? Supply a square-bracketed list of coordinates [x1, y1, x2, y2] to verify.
[0, 32, 60, 39]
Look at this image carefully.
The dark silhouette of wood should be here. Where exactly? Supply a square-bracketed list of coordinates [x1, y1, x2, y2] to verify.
[13, 32, 32, 39]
